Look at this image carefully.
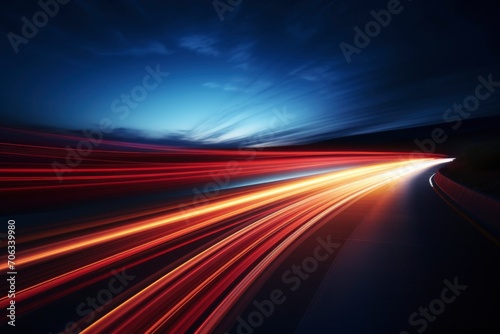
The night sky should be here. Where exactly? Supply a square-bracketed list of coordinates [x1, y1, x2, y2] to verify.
[1, 0, 499, 146]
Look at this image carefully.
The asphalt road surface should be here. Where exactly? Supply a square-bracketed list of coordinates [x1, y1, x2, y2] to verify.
[294, 164, 499, 334]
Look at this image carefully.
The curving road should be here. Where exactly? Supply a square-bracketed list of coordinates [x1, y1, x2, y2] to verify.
[293, 164, 500, 334]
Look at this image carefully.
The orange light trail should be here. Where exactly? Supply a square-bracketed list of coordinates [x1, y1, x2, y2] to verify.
[0, 132, 451, 332]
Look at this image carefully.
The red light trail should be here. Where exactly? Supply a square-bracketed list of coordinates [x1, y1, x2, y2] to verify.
[0, 130, 450, 333]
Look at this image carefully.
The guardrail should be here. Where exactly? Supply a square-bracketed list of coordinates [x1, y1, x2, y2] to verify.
[433, 171, 500, 239]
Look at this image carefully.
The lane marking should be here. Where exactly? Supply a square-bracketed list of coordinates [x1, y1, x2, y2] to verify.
[429, 173, 435, 188]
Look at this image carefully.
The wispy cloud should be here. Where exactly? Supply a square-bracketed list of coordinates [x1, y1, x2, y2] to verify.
[203, 82, 220, 89]
[89, 42, 172, 57]
[289, 62, 336, 82]
[178, 35, 220, 56]
[228, 42, 254, 70]
[203, 77, 273, 93]
[202, 81, 246, 92]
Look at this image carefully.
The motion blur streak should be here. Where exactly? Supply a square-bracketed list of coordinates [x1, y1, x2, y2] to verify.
[83, 159, 449, 334]
[0, 136, 451, 332]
